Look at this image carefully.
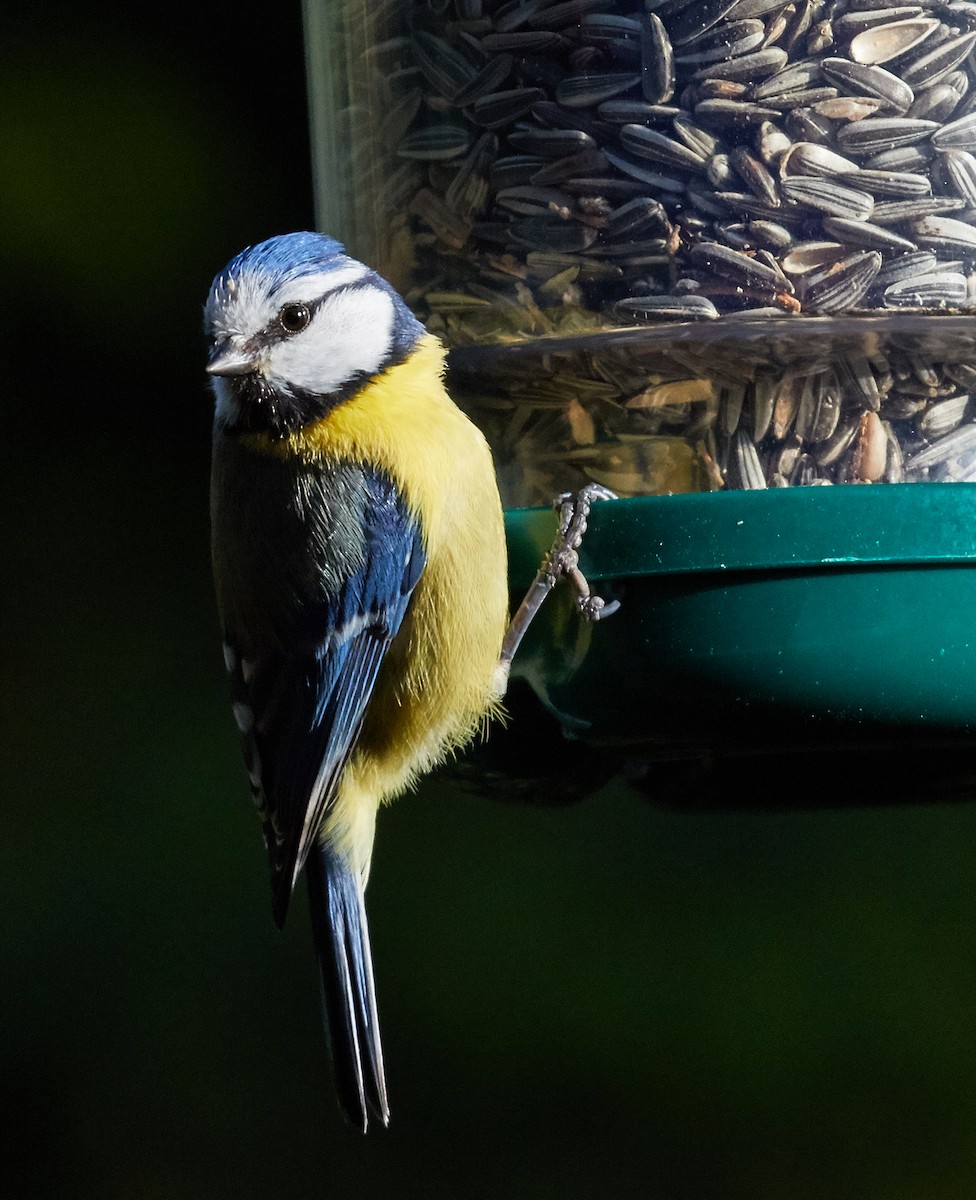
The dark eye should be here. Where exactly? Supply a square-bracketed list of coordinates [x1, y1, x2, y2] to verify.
[278, 303, 311, 334]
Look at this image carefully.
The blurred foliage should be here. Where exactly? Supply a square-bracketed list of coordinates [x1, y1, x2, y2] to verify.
[6, 5, 976, 1199]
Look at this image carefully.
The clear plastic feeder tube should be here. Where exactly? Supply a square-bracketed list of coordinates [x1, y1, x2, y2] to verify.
[303, 0, 976, 506]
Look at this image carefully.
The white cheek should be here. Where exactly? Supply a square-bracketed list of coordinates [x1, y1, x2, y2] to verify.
[268, 287, 396, 395]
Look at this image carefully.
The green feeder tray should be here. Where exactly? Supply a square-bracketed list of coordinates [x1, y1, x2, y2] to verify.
[503, 485, 976, 807]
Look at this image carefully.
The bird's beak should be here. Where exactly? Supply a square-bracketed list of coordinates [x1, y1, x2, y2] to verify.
[206, 339, 258, 377]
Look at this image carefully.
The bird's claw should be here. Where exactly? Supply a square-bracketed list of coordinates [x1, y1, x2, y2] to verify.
[548, 484, 620, 623]
[499, 482, 619, 672]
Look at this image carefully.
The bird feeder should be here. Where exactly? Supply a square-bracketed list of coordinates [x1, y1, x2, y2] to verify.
[303, 0, 976, 798]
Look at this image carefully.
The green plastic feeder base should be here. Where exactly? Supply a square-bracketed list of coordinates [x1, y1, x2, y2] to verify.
[504, 486, 976, 778]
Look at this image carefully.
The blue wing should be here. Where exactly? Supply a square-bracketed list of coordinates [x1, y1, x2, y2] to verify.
[227, 470, 426, 927]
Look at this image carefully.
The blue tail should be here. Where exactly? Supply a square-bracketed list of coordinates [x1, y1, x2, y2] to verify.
[305, 843, 389, 1131]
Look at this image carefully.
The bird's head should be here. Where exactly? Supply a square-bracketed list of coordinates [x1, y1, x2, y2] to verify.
[204, 232, 424, 437]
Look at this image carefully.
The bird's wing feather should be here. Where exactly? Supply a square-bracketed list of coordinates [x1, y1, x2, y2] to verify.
[226, 471, 426, 926]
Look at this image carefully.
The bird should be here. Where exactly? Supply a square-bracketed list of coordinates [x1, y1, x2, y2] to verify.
[204, 231, 512, 1132]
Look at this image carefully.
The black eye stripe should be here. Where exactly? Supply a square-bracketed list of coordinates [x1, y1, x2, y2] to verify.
[266, 282, 378, 340]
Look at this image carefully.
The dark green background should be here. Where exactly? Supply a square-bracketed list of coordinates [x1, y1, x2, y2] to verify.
[6, 5, 976, 1197]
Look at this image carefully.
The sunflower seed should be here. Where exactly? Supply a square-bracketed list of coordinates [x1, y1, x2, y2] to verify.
[947, 362, 976, 391]
[932, 112, 976, 150]
[493, 0, 544, 33]
[747, 219, 794, 250]
[707, 152, 735, 188]
[596, 99, 677, 122]
[673, 114, 723, 158]
[716, 220, 752, 249]
[580, 13, 642, 38]
[835, 354, 881, 411]
[904, 423, 976, 471]
[780, 140, 861, 175]
[780, 241, 846, 275]
[452, 54, 515, 106]
[849, 18, 940, 65]
[939, 149, 976, 205]
[510, 218, 600, 251]
[835, 116, 939, 154]
[911, 214, 976, 254]
[524, 250, 621, 281]
[900, 31, 976, 90]
[744, 374, 773, 440]
[508, 126, 596, 157]
[883, 270, 969, 305]
[907, 82, 966, 122]
[591, 245, 670, 271]
[606, 196, 669, 236]
[781, 175, 875, 218]
[480, 31, 568, 52]
[864, 144, 934, 171]
[819, 57, 915, 113]
[785, 106, 836, 143]
[801, 250, 882, 310]
[500, 181, 580, 213]
[794, 370, 842, 442]
[816, 415, 861, 467]
[736, 0, 795, 13]
[834, 8, 925, 40]
[814, 96, 885, 119]
[838, 168, 932, 196]
[713, 189, 797, 218]
[720, 381, 747, 435]
[667, 0, 741, 45]
[490, 154, 546, 188]
[412, 31, 478, 101]
[918, 393, 971, 437]
[397, 123, 471, 160]
[731, 146, 781, 202]
[689, 240, 794, 294]
[693, 98, 784, 123]
[874, 249, 939, 283]
[694, 79, 751, 101]
[613, 294, 720, 319]
[674, 21, 766, 66]
[729, 429, 768, 487]
[822, 217, 918, 252]
[470, 87, 546, 127]
[556, 73, 642, 107]
[526, 0, 615, 29]
[531, 147, 609, 183]
[750, 59, 824, 99]
[445, 132, 496, 218]
[755, 119, 792, 162]
[620, 123, 708, 170]
[603, 149, 687, 191]
[692, 47, 789, 82]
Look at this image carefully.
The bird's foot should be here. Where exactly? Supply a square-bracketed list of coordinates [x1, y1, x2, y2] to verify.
[548, 484, 621, 623]
[500, 483, 619, 671]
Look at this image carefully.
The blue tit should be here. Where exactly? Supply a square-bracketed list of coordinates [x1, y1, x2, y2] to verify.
[204, 232, 510, 1131]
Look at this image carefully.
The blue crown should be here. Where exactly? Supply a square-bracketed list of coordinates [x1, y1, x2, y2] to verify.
[214, 232, 354, 294]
